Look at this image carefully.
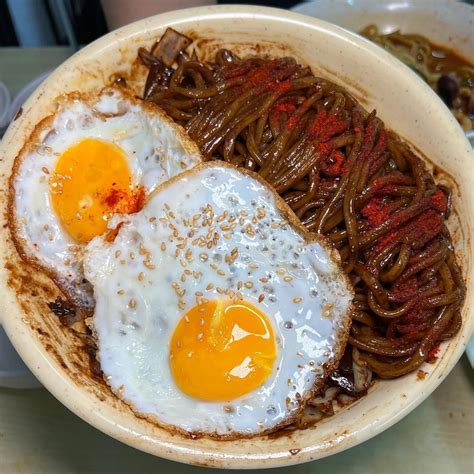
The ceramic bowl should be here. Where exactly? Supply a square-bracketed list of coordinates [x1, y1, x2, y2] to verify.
[0, 6, 472, 469]
[292, 0, 473, 59]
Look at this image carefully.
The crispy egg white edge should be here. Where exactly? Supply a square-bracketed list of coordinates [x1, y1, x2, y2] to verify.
[9, 86, 202, 308]
[84, 161, 354, 438]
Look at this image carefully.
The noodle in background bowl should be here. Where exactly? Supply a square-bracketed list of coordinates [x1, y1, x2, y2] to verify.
[0, 6, 472, 469]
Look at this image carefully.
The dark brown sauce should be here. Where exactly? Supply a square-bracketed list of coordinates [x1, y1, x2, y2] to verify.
[391, 35, 474, 75]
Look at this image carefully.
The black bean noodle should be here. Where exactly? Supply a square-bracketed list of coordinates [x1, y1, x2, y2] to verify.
[136, 30, 465, 392]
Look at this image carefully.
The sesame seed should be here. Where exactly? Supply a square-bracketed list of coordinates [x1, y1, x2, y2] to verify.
[115, 250, 121, 258]
[239, 217, 245, 226]
[206, 283, 214, 290]
[259, 277, 269, 283]
[237, 281, 243, 290]
[144, 261, 155, 270]
[117, 289, 125, 295]
[164, 203, 171, 210]
[284, 275, 293, 282]
[180, 274, 186, 282]
[217, 269, 225, 276]
[252, 217, 258, 224]
[293, 297, 302, 304]
[217, 215, 225, 223]
[195, 291, 203, 297]
[236, 292, 243, 300]
[184, 269, 192, 275]
[199, 253, 208, 262]
[207, 241, 213, 249]
[197, 333, 204, 341]
[178, 300, 186, 310]
[149, 216, 157, 223]
[161, 242, 166, 251]
[249, 263, 258, 269]
[258, 294, 265, 303]
[246, 225, 256, 236]
[223, 233, 232, 239]
[120, 259, 126, 265]
[129, 299, 137, 309]
[138, 272, 145, 281]
[159, 217, 167, 223]
[271, 222, 280, 229]
[276, 268, 286, 276]
[244, 281, 253, 289]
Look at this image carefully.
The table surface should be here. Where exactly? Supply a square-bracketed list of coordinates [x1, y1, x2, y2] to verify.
[0, 47, 473, 474]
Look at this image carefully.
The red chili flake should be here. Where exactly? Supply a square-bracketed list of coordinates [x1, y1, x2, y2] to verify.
[321, 150, 345, 177]
[248, 68, 271, 87]
[306, 110, 348, 143]
[102, 188, 126, 208]
[317, 142, 333, 155]
[271, 79, 292, 95]
[362, 197, 391, 227]
[286, 115, 299, 130]
[269, 102, 297, 130]
[431, 190, 447, 213]
[427, 344, 440, 363]
[102, 186, 145, 215]
[375, 229, 400, 253]
[275, 103, 297, 114]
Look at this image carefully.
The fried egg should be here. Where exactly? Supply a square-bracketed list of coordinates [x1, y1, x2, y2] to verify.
[84, 162, 353, 438]
[10, 87, 202, 307]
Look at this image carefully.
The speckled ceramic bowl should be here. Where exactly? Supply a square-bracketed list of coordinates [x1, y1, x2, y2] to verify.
[0, 6, 472, 469]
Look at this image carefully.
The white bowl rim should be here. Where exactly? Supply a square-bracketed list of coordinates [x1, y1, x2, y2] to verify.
[0, 5, 473, 469]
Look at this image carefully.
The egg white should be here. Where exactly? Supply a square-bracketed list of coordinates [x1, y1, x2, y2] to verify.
[10, 87, 202, 307]
[84, 162, 353, 438]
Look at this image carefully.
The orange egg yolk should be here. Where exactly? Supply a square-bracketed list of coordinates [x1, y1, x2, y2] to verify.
[170, 299, 276, 401]
[50, 138, 144, 243]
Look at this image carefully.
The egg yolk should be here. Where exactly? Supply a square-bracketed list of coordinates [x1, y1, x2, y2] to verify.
[50, 138, 144, 243]
[170, 299, 276, 401]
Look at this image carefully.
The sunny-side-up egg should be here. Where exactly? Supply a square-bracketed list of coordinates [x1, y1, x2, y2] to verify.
[84, 162, 354, 438]
[9, 86, 202, 307]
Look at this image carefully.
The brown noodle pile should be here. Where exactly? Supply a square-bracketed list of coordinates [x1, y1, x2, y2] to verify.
[136, 30, 465, 398]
